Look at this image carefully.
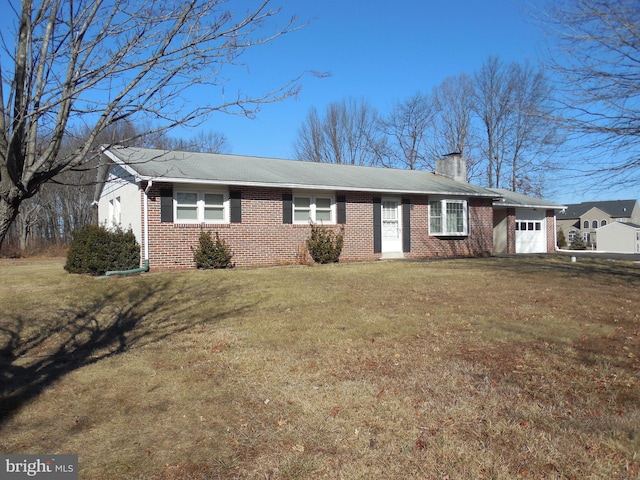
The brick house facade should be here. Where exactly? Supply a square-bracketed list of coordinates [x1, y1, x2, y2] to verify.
[142, 181, 494, 269]
[96, 147, 561, 270]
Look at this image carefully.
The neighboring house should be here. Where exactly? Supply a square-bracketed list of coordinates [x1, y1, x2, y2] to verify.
[94, 146, 561, 269]
[556, 200, 640, 248]
[490, 189, 566, 254]
[596, 222, 640, 253]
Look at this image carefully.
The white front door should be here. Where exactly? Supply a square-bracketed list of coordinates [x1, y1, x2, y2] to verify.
[382, 197, 402, 253]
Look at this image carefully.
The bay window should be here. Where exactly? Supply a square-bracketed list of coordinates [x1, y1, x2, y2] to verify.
[429, 199, 468, 235]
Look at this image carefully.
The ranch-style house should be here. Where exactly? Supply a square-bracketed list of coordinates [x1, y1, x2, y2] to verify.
[94, 146, 564, 270]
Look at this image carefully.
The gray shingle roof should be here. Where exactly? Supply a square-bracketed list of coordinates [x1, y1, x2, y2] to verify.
[558, 200, 639, 219]
[103, 146, 499, 197]
[489, 188, 566, 210]
[615, 221, 640, 229]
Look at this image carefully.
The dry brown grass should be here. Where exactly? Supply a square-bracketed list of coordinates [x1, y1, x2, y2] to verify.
[1, 256, 639, 479]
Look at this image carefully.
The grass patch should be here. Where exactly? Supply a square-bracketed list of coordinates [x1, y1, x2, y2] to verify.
[1, 256, 639, 479]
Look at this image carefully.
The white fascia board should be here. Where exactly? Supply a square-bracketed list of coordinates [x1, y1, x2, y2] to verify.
[102, 148, 143, 179]
[496, 202, 567, 210]
[157, 177, 498, 197]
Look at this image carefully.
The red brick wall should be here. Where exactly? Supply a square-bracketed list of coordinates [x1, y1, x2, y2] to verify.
[142, 183, 494, 270]
[407, 197, 494, 259]
[507, 208, 516, 254]
[546, 209, 556, 253]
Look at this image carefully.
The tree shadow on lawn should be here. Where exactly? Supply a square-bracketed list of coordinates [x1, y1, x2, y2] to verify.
[487, 255, 640, 285]
[0, 275, 254, 428]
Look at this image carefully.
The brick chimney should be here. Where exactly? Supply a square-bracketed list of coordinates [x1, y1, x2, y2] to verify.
[435, 152, 467, 183]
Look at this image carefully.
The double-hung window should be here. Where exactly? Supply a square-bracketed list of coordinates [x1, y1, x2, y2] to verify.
[293, 193, 335, 224]
[429, 199, 468, 236]
[175, 190, 228, 223]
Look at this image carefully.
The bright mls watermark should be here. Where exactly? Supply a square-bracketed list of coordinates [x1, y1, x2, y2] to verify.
[1, 455, 78, 479]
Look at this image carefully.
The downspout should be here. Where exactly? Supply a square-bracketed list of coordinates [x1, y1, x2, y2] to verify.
[143, 180, 152, 264]
[103, 180, 152, 277]
[554, 212, 559, 251]
[105, 260, 150, 277]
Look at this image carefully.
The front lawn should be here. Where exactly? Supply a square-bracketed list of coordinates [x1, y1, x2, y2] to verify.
[1, 256, 638, 479]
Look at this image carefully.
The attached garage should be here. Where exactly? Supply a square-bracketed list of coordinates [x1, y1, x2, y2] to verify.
[490, 188, 566, 255]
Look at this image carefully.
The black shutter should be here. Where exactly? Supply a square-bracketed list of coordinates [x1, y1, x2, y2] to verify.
[160, 188, 173, 223]
[283, 193, 293, 224]
[337, 195, 346, 224]
[230, 190, 242, 223]
[373, 197, 382, 253]
[402, 198, 411, 252]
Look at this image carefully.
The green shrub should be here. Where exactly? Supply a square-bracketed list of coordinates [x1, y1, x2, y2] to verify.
[557, 227, 567, 249]
[65, 225, 140, 276]
[569, 233, 587, 250]
[306, 225, 344, 264]
[192, 230, 234, 269]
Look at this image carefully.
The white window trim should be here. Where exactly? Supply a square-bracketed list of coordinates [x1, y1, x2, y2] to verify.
[429, 198, 469, 236]
[109, 196, 121, 227]
[174, 188, 229, 224]
[293, 191, 336, 225]
[516, 220, 542, 231]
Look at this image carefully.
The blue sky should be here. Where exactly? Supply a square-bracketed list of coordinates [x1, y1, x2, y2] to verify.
[2, 0, 636, 205]
[190, 0, 637, 205]
[205, 0, 542, 160]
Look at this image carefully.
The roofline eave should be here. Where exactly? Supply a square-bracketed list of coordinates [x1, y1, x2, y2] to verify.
[133, 176, 498, 197]
[495, 202, 568, 210]
[102, 148, 144, 178]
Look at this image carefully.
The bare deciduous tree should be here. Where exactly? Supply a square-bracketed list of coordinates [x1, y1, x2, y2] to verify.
[381, 92, 435, 170]
[538, 0, 640, 186]
[0, 0, 306, 249]
[472, 56, 559, 193]
[294, 97, 386, 166]
[505, 62, 560, 195]
[472, 56, 515, 188]
[3, 120, 230, 252]
[431, 74, 477, 180]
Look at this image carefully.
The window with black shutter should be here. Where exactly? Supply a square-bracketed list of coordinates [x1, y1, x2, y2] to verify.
[160, 188, 173, 223]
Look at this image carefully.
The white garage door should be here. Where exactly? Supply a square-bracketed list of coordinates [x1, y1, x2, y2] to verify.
[515, 209, 547, 253]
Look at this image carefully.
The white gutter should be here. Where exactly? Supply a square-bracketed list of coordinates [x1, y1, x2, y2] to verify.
[118, 175, 500, 197]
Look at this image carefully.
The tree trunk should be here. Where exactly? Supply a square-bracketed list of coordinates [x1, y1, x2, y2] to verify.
[0, 197, 20, 252]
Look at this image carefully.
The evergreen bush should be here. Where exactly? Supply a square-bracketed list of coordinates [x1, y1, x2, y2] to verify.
[557, 227, 567, 248]
[192, 230, 234, 269]
[306, 225, 344, 264]
[569, 233, 587, 250]
[65, 225, 140, 276]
